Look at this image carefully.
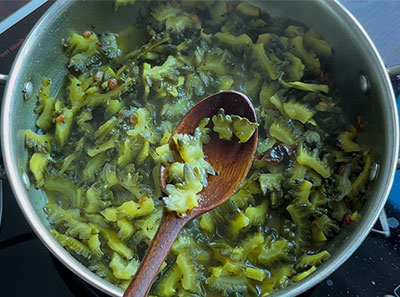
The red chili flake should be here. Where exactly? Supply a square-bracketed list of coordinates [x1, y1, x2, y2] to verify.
[171, 0, 180, 8]
[108, 78, 118, 90]
[344, 213, 352, 225]
[96, 41, 103, 47]
[56, 115, 65, 124]
[356, 115, 364, 133]
[309, 73, 332, 89]
[338, 164, 346, 176]
[82, 30, 92, 38]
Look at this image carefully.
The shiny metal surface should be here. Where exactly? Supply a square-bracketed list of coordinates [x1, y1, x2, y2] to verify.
[388, 64, 400, 78]
[0, 73, 7, 84]
[1, 1, 398, 297]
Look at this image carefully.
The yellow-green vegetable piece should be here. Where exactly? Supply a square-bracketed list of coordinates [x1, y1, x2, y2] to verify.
[94, 224, 133, 260]
[199, 212, 215, 233]
[117, 218, 135, 241]
[296, 144, 331, 178]
[117, 198, 154, 219]
[236, 2, 260, 17]
[245, 200, 269, 225]
[172, 132, 204, 164]
[176, 248, 200, 292]
[257, 239, 292, 266]
[284, 52, 305, 81]
[251, 43, 281, 80]
[212, 108, 233, 140]
[337, 126, 361, 153]
[293, 180, 313, 205]
[304, 28, 332, 57]
[27, 3, 373, 296]
[164, 164, 203, 216]
[212, 108, 258, 142]
[240, 232, 264, 260]
[283, 101, 315, 124]
[284, 81, 329, 94]
[50, 229, 91, 259]
[25, 130, 54, 153]
[261, 264, 294, 294]
[259, 81, 280, 108]
[43, 176, 80, 208]
[114, 0, 136, 11]
[214, 32, 253, 52]
[56, 108, 77, 147]
[29, 152, 49, 187]
[45, 203, 92, 240]
[36, 97, 56, 131]
[34, 78, 54, 128]
[269, 122, 297, 145]
[110, 253, 139, 280]
[296, 250, 331, 269]
[293, 265, 317, 282]
[88, 234, 103, 257]
[244, 267, 267, 281]
[231, 115, 259, 143]
[348, 152, 371, 198]
[85, 77, 134, 107]
[155, 263, 182, 297]
[230, 211, 250, 238]
[289, 36, 321, 75]
[66, 32, 98, 56]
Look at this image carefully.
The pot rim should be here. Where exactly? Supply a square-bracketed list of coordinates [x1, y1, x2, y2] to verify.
[1, 1, 398, 297]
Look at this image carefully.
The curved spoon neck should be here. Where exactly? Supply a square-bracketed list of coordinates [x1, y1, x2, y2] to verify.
[123, 212, 188, 297]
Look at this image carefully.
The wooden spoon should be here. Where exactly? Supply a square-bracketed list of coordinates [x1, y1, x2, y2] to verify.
[123, 91, 258, 297]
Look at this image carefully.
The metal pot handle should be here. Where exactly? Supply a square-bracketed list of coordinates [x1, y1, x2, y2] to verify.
[0, 73, 8, 85]
[388, 65, 400, 77]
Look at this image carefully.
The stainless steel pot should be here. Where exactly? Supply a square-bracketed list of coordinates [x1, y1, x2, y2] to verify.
[1, 1, 399, 296]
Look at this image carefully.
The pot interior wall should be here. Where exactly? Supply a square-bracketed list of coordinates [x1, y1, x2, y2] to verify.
[4, 0, 396, 296]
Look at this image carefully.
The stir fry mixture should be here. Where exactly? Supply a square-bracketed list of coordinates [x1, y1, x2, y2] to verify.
[162, 118, 216, 216]
[163, 110, 257, 217]
[25, 1, 371, 296]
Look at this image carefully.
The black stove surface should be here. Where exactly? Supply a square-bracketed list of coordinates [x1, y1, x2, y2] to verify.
[0, 1, 399, 297]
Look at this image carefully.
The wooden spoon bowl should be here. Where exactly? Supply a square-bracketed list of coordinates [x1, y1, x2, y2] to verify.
[123, 91, 258, 297]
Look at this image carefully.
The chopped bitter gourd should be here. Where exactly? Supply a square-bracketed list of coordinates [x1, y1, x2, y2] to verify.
[155, 263, 182, 297]
[29, 152, 49, 187]
[349, 152, 372, 198]
[212, 108, 258, 142]
[295, 250, 331, 269]
[176, 248, 201, 293]
[293, 265, 317, 282]
[50, 229, 91, 259]
[296, 144, 331, 178]
[109, 253, 139, 280]
[26, 2, 372, 295]
[337, 126, 361, 153]
[283, 101, 315, 124]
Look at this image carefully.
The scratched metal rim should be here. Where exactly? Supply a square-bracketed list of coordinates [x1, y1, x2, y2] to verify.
[1, 1, 398, 296]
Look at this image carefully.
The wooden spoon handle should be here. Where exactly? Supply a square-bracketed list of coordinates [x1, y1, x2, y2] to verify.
[123, 211, 187, 297]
